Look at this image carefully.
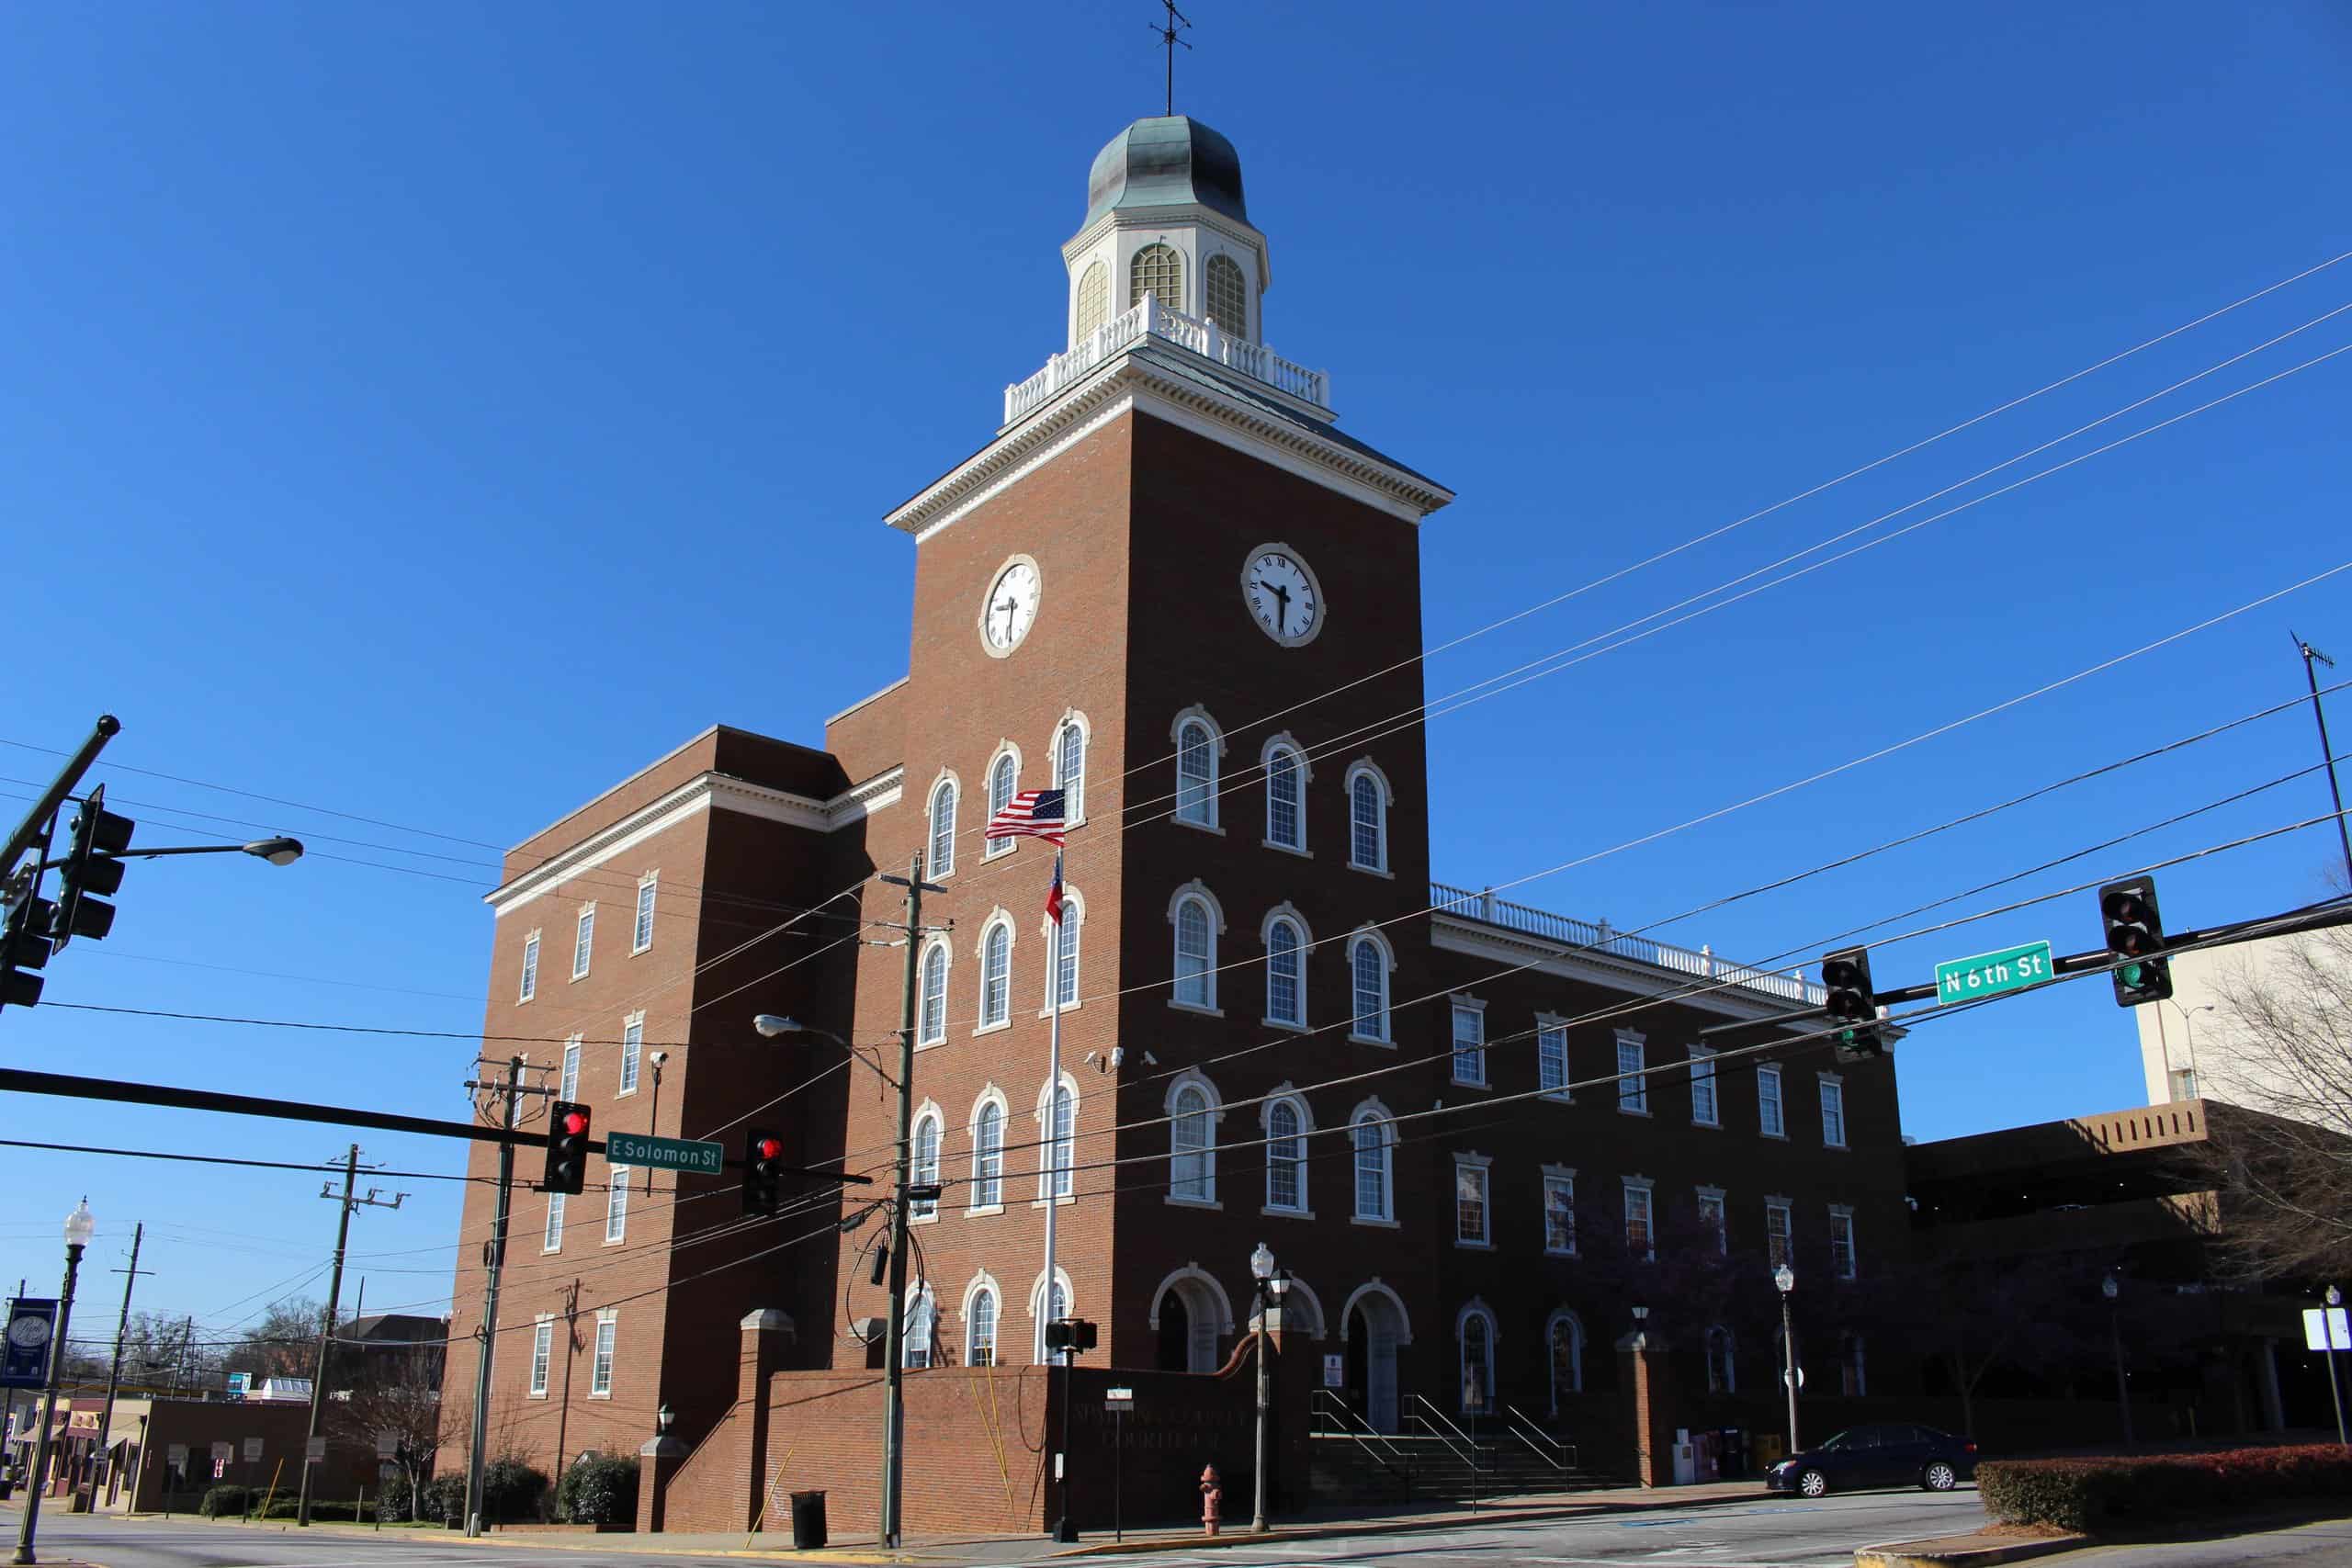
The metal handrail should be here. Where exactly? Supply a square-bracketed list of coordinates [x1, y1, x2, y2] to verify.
[1404, 1394, 1482, 1470]
[1309, 1390, 1413, 1480]
[1501, 1404, 1576, 1470]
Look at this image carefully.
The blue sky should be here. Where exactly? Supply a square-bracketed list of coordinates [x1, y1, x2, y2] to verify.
[1, 2, 2347, 1331]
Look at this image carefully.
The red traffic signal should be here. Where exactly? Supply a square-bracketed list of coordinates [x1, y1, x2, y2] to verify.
[743, 1127, 785, 1215]
[544, 1100, 592, 1195]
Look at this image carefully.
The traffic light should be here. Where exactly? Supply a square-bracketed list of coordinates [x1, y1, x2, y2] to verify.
[1043, 1318, 1097, 1356]
[742, 1128, 784, 1215]
[2, 894, 57, 1010]
[1821, 946, 1884, 1060]
[544, 1101, 592, 1195]
[2099, 877, 2174, 1007]
[50, 788, 133, 953]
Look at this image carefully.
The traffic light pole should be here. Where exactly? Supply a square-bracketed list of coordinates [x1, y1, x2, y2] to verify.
[876, 852, 940, 1551]
[0, 716, 116, 885]
[2294, 636, 2352, 888]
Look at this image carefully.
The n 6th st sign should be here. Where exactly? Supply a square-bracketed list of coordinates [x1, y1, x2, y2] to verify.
[1935, 939, 2054, 1004]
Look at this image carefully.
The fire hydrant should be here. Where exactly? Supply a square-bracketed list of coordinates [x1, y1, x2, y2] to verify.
[1199, 1464, 1223, 1536]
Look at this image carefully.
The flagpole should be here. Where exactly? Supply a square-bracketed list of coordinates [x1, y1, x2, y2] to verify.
[1044, 847, 1069, 1540]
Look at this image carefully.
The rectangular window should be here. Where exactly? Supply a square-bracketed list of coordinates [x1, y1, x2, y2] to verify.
[1758, 1066, 1785, 1137]
[1766, 1200, 1792, 1267]
[1830, 1208, 1858, 1279]
[1617, 1037, 1648, 1114]
[1454, 1162, 1489, 1246]
[1690, 1047, 1718, 1127]
[1543, 1173, 1576, 1255]
[543, 1192, 565, 1252]
[1452, 1001, 1487, 1086]
[1697, 1189, 1726, 1253]
[590, 1313, 616, 1396]
[572, 906, 594, 979]
[633, 874, 657, 953]
[519, 931, 539, 1002]
[619, 1015, 642, 1095]
[560, 1038, 582, 1102]
[1820, 1077, 1848, 1148]
[605, 1166, 628, 1243]
[529, 1319, 552, 1396]
[1538, 1023, 1569, 1099]
[1623, 1180, 1655, 1260]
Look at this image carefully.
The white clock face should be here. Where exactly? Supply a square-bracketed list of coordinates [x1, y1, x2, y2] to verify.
[979, 557, 1041, 656]
[1243, 547, 1323, 646]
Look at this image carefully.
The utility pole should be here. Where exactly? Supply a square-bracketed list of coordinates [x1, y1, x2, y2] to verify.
[299, 1146, 404, 1526]
[876, 852, 942, 1551]
[2, 1279, 23, 1466]
[2292, 634, 2352, 888]
[92, 1226, 152, 1499]
[462, 1056, 542, 1538]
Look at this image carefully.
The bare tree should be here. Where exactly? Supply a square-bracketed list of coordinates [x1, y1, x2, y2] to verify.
[328, 1359, 451, 1518]
[231, 1295, 334, 1382]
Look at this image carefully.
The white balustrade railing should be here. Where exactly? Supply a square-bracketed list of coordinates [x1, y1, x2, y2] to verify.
[1004, 294, 1332, 425]
[1430, 882, 1824, 1006]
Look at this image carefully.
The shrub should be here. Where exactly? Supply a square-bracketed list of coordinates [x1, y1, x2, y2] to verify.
[421, 1473, 469, 1524]
[1979, 1445, 2352, 1531]
[555, 1455, 639, 1526]
[481, 1457, 549, 1523]
[198, 1484, 253, 1519]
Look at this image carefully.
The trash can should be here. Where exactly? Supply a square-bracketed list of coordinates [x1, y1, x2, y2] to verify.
[789, 1489, 827, 1550]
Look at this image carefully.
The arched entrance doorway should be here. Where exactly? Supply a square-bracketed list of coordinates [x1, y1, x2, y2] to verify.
[1149, 1267, 1232, 1373]
[1342, 1283, 1409, 1433]
[1158, 1292, 1191, 1371]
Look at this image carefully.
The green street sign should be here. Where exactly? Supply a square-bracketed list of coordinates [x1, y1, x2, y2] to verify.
[604, 1130, 724, 1175]
[1934, 939, 2054, 1005]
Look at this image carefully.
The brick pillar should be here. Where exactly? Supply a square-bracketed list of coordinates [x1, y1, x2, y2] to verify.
[1265, 1302, 1316, 1513]
[636, 1434, 686, 1533]
[738, 1309, 797, 1531]
[1615, 1328, 1675, 1488]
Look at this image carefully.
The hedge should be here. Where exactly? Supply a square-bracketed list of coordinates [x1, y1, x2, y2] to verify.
[1979, 1444, 2352, 1531]
[555, 1455, 639, 1526]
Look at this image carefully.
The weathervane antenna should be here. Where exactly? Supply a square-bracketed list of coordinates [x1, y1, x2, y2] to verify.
[1149, 0, 1193, 117]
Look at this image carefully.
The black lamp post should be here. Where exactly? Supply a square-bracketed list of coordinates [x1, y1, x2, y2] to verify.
[13, 1200, 94, 1567]
[2325, 1288, 2348, 1450]
[2102, 1272, 2132, 1447]
[1248, 1244, 1290, 1533]
[1774, 1263, 1800, 1457]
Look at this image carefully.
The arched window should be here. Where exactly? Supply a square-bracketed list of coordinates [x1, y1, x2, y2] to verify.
[927, 778, 956, 878]
[1352, 1109, 1394, 1222]
[1264, 743, 1304, 851]
[905, 1286, 935, 1370]
[970, 1099, 1004, 1210]
[1547, 1311, 1585, 1406]
[1174, 896, 1216, 1009]
[979, 919, 1012, 1029]
[1266, 1098, 1306, 1213]
[1176, 717, 1219, 827]
[1054, 716, 1087, 826]
[911, 1111, 941, 1220]
[1348, 762, 1390, 873]
[1841, 1334, 1867, 1397]
[986, 750, 1019, 856]
[1075, 261, 1108, 340]
[918, 942, 949, 1045]
[1350, 931, 1391, 1042]
[1705, 1326, 1736, 1394]
[1170, 1079, 1216, 1202]
[1457, 1303, 1496, 1414]
[1040, 1081, 1074, 1199]
[1130, 243, 1183, 310]
[967, 1286, 999, 1368]
[1204, 253, 1247, 335]
[1046, 888, 1082, 1010]
[1266, 916, 1305, 1027]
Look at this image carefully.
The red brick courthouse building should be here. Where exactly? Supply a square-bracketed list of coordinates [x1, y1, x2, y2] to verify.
[437, 117, 1908, 1533]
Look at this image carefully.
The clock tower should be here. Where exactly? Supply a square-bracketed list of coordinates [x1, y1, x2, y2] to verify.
[846, 113, 1453, 1375]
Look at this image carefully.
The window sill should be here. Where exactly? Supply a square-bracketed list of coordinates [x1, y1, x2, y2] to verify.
[541, 1245, 562, 1255]
[1618, 1106, 1653, 1118]
[1260, 1206, 1316, 1221]
[984, 843, 1017, 861]
[1543, 1247, 1578, 1259]
[1453, 1238, 1493, 1251]
[1760, 1130, 1789, 1141]
[1349, 1032, 1396, 1049]
[1262, 1016, 1308, 1033]
[1451, 1077, 1492, 1091]
[1173, 818, 1226, 836]
[528, 1390, 549, 1401]
[569, 972, 590, 985]
[1168, 998, 1225, 1019]
[1031, 1194, 1076, 1209]
[1540, 1090, 1572, 1104]
[967, 1204, 1004, 1219]
[630, 943, 652, 958]
[615, 1086, 639, 1099]
[1346, 862, 1396, 880]
[1261, 839, 1312, 859]
[587, 1392, 611, 1402]
[972, 1020, 1011, 1038]
[1036, 1000, 1083, 1019]
[1826, 1142, 1849, 1152]
[909, 1212, 939, 1227]
[517, 995, 536, 1006]
[602, 1236, 626, 1248]
[1691, 1117, 1720, 1130]
[916, 1036, 946, 1051]
[1350, 1214, 1400, 1230]
[1164, 1195, 1222, 1211]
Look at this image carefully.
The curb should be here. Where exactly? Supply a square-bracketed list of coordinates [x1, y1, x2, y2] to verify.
[116, 1516, 908, 1563]
[1854, 1537, 2085, 1568]
[1048, 1487, 1777, 1557]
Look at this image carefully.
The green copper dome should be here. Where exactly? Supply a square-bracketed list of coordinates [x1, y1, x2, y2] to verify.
[1084, 117, 1249, 229]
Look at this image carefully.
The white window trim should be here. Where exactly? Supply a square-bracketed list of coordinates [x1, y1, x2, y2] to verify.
[1689, 1044, 1720, 1128]
[1829, 1202, 1859, 1280]
[1035, 1073, 1079, 1205]
[1450, 994, 1488, 1089]
[1536, 1011, 1572, 1101]
[616, 1011, 645, 1098]
[1164, 1070, 1223, 1209]
[926, 770, 961, 881]
[1261, 902, 1313, 1032]
[967, 1087, 1009, 1215]
[1455, 1298, 1498, 1414]
[519, 929, 540, 1003]
[1260, 733, 1312, 857]
[1453, 1151, 1494, 1249]
[1051, 709, 1091, 829]
[1028, 1269, 1077, 1363]
[1349, 1099, 1398, 1227]
[983, 740, 1024, 860]
[571, 903, 594, 981]
[1170, 705, 1227, 834]
[588, 1309, 616, 1398]
[631, 872, 658, 954]
[542, 1191, 566, 1254]
[916, 937, 953, 1048]
[1819, 1071, 1849, 1150]
[961, 1270, 1004, 1368]
[1167, 880, 1227, 1017]
[1623, 1175, 1657, 1262]
[1758, 1065, 1788, 1140]
[1037, 886, 1084, 1017]
[975, 910, 1016, 1034]
[1545, 1309, 1586, 1404]
[1347, 928, 1396, 1046]
[1261, 1088, 1314, 1218]
[604, 1163, 629, 1245]
[1540, 1162, 1578, 1257]
[909, 1101, 944, 1226]
[529, 1316, 553, 1398]
[1343, 758, 1396, 877]
[1615, 1031, 1651, 1115]
[560, 1036, 582, 1103]
[1696, 1184, 1728, 1254]
[1765, 1195, 1794, 1267]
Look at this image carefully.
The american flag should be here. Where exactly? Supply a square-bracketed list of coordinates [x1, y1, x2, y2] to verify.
[984, 787, 1067, 846]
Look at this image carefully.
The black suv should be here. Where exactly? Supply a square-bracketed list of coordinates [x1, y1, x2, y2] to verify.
[1764, 1423, 1977, 1496]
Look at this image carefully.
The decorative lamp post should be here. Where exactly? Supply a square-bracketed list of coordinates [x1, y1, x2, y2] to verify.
[2102, 1272, 2132, 1448]
[1248, 1243, 1290, 1533]
[12, 1200, 95, 1567]
[1773, 1263, 1800, 1457]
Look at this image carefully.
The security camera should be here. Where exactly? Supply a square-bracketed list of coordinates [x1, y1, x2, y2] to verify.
[1109, 1047, 1125, 1071]
[650, 1050, 669, 1066]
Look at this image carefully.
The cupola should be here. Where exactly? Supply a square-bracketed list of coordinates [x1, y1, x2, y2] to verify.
[1061, 116, 1270, 349]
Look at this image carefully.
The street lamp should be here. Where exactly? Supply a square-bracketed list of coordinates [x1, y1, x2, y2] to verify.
[2324, 1288, 2347, 1449]
[2102, 1271, 2133, 1448]
[1248, 1244, 1290, 1533]
[1773, 1263, 1800, 1457]
[753, 1016, 898, 1089]
[84, 837, 305, 865]
[13, 1200, 95, 1566]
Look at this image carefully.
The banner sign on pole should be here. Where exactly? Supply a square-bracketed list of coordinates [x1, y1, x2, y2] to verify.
[1, 1300, 58, 1389]
[2302, 1306, 2350, 1351]
[209, 1441, 232, 1467]
[165, 1443, 188, 1470]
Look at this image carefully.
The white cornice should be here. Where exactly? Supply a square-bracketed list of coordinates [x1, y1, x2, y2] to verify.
[488, 766, 903, 919]
[887, 355, 1452, 541]
[1430, 913, 1808, 1026]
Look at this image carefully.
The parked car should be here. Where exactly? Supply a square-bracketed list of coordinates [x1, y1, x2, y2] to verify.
[1764, 1423, 1978, 1496]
